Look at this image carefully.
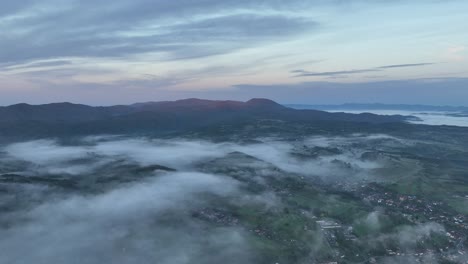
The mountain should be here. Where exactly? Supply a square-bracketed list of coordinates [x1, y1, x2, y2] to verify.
[0, 102, 132, 123]
[0, 98, 411, 139]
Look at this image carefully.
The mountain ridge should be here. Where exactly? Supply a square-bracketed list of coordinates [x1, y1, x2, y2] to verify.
[0, 98, 412, 139]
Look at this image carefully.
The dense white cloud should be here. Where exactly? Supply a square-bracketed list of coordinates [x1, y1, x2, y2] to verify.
[0, 172, 249, 264]
[3, 135, 389, 178]
[0, 134, 460, 263]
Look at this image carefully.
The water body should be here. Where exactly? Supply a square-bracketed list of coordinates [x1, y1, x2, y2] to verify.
[326, 110, 468, 127]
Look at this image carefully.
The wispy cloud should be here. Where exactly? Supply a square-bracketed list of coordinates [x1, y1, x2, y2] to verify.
[292, 68, 379, 77]
[377, 63, 435, 69]
[0, 1, 316, 65]
[293, 62, 435, 77]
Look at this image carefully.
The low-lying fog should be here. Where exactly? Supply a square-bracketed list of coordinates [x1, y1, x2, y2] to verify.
[2, 135, 394, 177]
[0, 135, 452, 263]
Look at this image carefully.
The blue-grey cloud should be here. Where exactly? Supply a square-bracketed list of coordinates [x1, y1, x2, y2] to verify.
[1, 60, 74, 72]
[0, 0, 317, 65]
[293, 68, 380, 77]
[377, 63, 435, 69]
[294, 62, 435, 77]
[0, 1, 35, 16]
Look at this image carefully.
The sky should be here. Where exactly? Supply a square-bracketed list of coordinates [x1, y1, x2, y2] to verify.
[1, 0, 467, 106]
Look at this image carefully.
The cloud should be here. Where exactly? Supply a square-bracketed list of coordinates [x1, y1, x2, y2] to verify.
[373, 222, 445, 248]
[1, 0, 465, 106]
[0, 1, 316, 65]
[5, 140, 90, 165]
[0, 134, 457, 263]
[0, 172, 249, 264]
[1, 60, 74, 71]
[0, 1, 35, 16]
[377, 63, 435, 69]
[3, 138, 232, 174]
[294, 62, 435, 77]
[2, 135, 391, 181]
[443, 45, 466, 62]
[0, 60, 75, 75]
[293, 68, 379, 77]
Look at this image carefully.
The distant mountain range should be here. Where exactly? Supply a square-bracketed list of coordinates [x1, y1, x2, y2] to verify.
[0, 98, 412, 139]
[286, 103, 468, 112]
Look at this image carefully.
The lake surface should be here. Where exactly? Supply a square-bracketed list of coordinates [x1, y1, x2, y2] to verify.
[326, 109, 468, 127]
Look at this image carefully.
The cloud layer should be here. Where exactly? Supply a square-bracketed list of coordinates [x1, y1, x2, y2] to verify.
[0, 134, 459, 263]
[0, 0, 315, 64]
